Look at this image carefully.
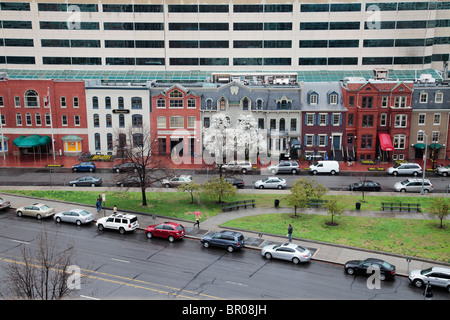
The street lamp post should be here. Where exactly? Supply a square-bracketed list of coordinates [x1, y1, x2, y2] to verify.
[418, 130, 428, 195]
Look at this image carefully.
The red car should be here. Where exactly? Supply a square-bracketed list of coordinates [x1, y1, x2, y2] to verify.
[145, 222, 185, 242]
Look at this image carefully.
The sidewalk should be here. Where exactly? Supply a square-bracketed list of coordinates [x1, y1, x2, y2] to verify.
[1, 187, 448, 277]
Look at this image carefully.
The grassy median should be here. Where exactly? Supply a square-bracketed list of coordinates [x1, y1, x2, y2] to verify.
[2, 189, 449, 262]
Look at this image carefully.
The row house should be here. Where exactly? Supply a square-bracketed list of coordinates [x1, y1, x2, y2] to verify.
[195, 81, 302, 160]
[301, 82, 347, 161]
[341, 79, 414, 162]
[410, 82, 450, 162]
[0, 79, 87, 157]
[149, 84, 202, 160]
[84, 80, 151, 156]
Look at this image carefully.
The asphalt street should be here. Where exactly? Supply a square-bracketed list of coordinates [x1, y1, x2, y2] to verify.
[0, 206, 449, 300]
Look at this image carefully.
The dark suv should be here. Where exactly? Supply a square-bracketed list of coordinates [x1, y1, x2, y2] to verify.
[201, 230, 245, 252]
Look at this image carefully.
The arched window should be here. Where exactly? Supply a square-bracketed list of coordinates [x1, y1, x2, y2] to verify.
[92, 96, 98, 109]
[242, 97, 250, 110]
[106, 114, 112, 127]
[24, 90, 39, 108]
[218, 97, 227, 111]
[93, 114, 99, 127]
[105, 96, 111, 109]
[119, 114, 125, 127]
[205, 99, 213, 110]
[118, 97, 124, 109]
[169, 90, 183, 98]
[255, 99, 263, 110]
[94, 133, 101, 150]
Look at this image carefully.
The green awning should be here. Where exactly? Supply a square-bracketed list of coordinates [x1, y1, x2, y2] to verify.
[429, 143, 443, 149]
[413, 143, 426, 150]
[13, 135, 51, 148]
[61, 135, 83, 142]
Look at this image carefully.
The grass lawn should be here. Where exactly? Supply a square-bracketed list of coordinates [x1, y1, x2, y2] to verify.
[222, 213, 450, 263]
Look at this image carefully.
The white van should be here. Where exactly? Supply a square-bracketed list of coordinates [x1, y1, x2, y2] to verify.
[309, 160, 340, 175]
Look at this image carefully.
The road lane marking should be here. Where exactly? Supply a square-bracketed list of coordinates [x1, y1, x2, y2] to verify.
[111, 258, 130, 264]
[10, 239, 30, 245]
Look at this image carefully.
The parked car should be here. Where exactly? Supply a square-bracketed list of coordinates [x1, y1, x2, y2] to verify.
[349, 180, 381, 192]
[309, 160, 340, 175]
[112, 162, 141, 173]
[70, 176, 102, 187]
[72, 162, 96, 172]
[145, 222, 185, 242]
[200, 230, 245, 252]
[435, 165, 450, 177]
[225, 177, 244, 188]
[393, 178, 433, 193]
[96, 213, 139, 234]
[117, 176, 147, 187]
[162, 175, 192, 188]
[267, 160, 299, 174]
[409, 267, 450, 293]
[344, 258, 396, 281]
[261, 243, 311, 264]
[0, 197, 11, 210]
[54, 208, 94, 226]
[387, 163, 422, 176]
[254, 177, 286, 189]
[16, 203, 55, 220]
[221, 161, 252, 174]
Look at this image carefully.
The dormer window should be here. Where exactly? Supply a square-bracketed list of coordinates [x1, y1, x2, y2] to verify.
[241, 97, 250, 110]
[310, 94, 318, 105]
[435, 91, 443, 103]
[169, 90, 183, 98]
[276, 96, 292, 110]
[419, 92, 428, 103]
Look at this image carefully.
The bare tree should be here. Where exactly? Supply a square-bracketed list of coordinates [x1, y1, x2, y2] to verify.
[1, 231, 79, 300]
[114, 125, 172, 206]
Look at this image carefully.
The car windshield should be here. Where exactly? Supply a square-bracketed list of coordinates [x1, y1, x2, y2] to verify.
[79, 210, 90, 216]
[420, 267, 433, 275]
[262, 178, 269, 182]
[401, 180, 410, 185]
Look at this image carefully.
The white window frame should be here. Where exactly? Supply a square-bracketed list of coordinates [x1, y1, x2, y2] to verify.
[73, 97, 79, 108]
[419, 92, 427, 103]
[305, 134, 314, 147]
[318, 134, 327, 147]
[418, 113, 426, 125]
[157, 116, 166, 129]
[169, 116, 184, 129]
[380, 113, 387, 126]
[417, 131, 424, 143]
[157, 98, 166, 109]
[381, 96, 388, 108]
[435, 92, 443, 103]
[306, 113, 314, 126]
[60, 96, 66, 108]
[310, 94, 318, 105]
[433, 113, 441, 125]
[330, 94, 337, 105]
[187, 116, 196, 128]
[319, 113, 327, 126]
[61, 115, 68, 126]
[393, 134, 406, 149]
[394, 114, 407, 128]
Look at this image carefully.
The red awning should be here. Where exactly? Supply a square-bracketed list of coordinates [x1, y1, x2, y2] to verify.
[379, 133, 394, 151]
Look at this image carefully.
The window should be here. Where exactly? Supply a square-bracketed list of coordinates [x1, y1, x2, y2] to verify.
[107, 133, 113, 150]
[305, 135, 314, 147]
[330, 94, 338, 105]
[258, 118, 264, 129]
[393, 135, 406, 149]
[106, 114, 112, 127]
[394, 96, 407, 108]
[60, 96, 66, 108]
[319, 114, 327, 126]
[24, 90, 39, 108]
[14, 96, 21, 107]
[187, 116, 196, 128]
[187, 98, 196, 109]
[157, 116, 166, 129]
[94, 133, 101, 150]
[306, 114, 314, 126]
[279, 118, 285, 131]
[362, 115, 374, 127]
[74, 115, 80, 126]
[119, 114, 125, 128]
[25, 113, 32, 125]
[418, 114, 426, 125]
[395, 115, 407, 127]
[380, 113, 387, 126]
[420, 92, 428, 103]
[132, 114, 142, 127]
[255, 99, 263, 110]
[61, 115, 68, 126]
[333, 114, 341, 126]
[45, 113, 51, 126]
[169, 116, 184, 128]
[348, 96, 355, 108]
[242, 97, 250, 110]
[219, 98, 227, 111]
[434, 113, 441, 125]
[361, 96, 373, 108]
[290, 119, 297, 131]
[318, 135, 327, 147]
[93, 114, 99, 127]
[35, 113, 41, 126]
[170, 99, 183, 108]
[157, 98, 166, 108]
[435, 92, 443, 103]
[169, 90, 183, 98]
[204, 117, 210, 128]
[73, 97, 79, 108]
[417, 131, 424, 143]
[381, 96, 388, 108]
[348, 114, 354, 126]
[131, 97, 142, 109]
[16, 113, 22, 125]
[92, 97, 98, 109]
[432, 131, 440, 143]
[310, 94, 318, 105]
[360, 135, 373, 149]
[105, 97, 111, 109]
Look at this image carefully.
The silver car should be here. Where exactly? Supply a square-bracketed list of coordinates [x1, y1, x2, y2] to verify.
[387, 163, 422, 176]
[393, 178, 433, 193]
[254, 177, 286, 189]
[162, 175, 192, 188]
[267, 160, 299, 174]
[54, 208, 94, 226]
[70, 176, 102, 187]
[409, 267, 450, 292]
[221, 161, 252, 174]
[261, 243, 311, 264]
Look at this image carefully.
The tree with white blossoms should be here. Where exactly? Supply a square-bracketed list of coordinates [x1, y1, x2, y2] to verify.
[202, 113, 267, 177]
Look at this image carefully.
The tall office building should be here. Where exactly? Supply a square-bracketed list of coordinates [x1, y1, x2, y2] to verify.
[0, 0, 449, 74]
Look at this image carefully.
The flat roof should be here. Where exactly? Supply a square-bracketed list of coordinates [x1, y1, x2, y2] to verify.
[0, 69, 442, 83]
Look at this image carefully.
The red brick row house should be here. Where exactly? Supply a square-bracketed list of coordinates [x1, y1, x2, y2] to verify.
[0, 79, 88, 158]
[341, 79, 414, 162]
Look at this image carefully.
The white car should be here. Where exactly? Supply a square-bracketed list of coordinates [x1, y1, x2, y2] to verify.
[393, 178, 433, 193]
[436, 165, 450, 176]
[54, 208, 94, 226]
[96, 213, 139, 234]
[261, 243, 311, 264]
[0, 197, 11, 210]
[254, 177, 286, 189]
[221, 161, 253, 174]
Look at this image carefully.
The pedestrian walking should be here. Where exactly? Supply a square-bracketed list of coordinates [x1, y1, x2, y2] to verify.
[194, 214, 200, 228]
[287, 224, 293, 242]
[96, 195, 102, 213]
[113, 205, 117, 214]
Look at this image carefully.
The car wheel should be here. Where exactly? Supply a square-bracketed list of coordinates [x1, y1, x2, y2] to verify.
[331, 170, 336, 175]
[115, 168, 120, 173]
[146, 232, 153, 239]
[379, 273, 386, 281]
[203, 241, 210, 248]
[168, 235, 175, 243]
[76, 220, 82, 226]
[56, 217, 62, 223]
[73, 168, 77, 172]
[393, 171, 398, 176]
[312, 170, 318, 175]
[72, 183, 77, 187]
[291, 169, 297, 174]
[36, 214, 42, 220]
[17, 211, 23, 217]
[119, 227, 125, 234]
[277, 185, 283, 190]
[89, 168, 93, 172]
[413, 171, 418, 177]
[91, 183, 96, 187]
[446, 285, 450, 293]
[120, 183, 124, 187]
[271, 169, 277, 175]
[292, 257, 300, 265]
[227, 245, 234, 253]
[259, 185, 264, 189]
[164, 184, 170, 188]
[413, 279, 424, 288]
[242, 168, 247, 174]
[443, 172, 448, 177]
[97, 224, 104, 231]
[424, 189, 429, 194]
[401, 189, 406, 193]
[264, 252, 272, 260]
[346, 268, 355, 275]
